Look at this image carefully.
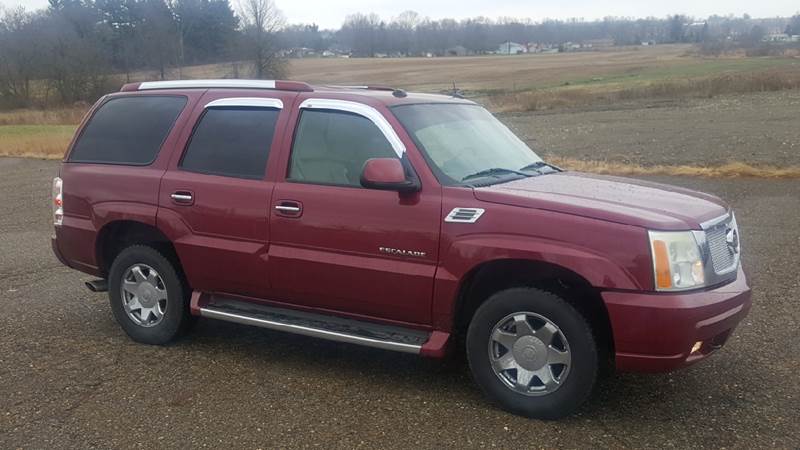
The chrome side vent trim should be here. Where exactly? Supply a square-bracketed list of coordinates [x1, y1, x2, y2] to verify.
[445, 207, 485, 223]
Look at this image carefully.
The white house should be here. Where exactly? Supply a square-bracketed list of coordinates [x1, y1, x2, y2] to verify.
[497, 41, 527, 55]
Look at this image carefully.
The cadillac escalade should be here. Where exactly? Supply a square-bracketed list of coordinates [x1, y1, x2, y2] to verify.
[51, 79, 751, 419]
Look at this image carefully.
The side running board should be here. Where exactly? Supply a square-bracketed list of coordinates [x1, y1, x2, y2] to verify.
[194, 294, 447, 355]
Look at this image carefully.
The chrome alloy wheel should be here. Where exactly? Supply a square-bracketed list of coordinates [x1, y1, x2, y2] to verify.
[488, 312, 571, 396]
[120, 264, 168, 327]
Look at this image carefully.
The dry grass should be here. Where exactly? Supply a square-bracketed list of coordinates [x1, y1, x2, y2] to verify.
[0, 125, 76, 159]
[490, 69, 800, 112]
[0, 106, 88, 126]
[548, 157, 800, 178]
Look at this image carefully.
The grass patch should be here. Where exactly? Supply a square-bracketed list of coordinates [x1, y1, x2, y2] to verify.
[548, 157, 800, 179]
[0, 125, 77, 159]
[489, 67, 800, 112]
[0, 106, 88, 126]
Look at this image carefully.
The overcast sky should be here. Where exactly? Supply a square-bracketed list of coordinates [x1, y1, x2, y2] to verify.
[1, 0, 797, 29]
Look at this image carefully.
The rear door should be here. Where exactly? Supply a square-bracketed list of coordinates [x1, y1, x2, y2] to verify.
[158, 91, 295, 299]
[267, 99, 442, 325]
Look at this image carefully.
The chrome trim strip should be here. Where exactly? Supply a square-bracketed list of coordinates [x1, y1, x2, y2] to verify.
[445, 207, 485, 223]
[298, 98, 406, 157]
[139, 79, 277, 90]
[205, 97, 283, 109]
[200, 307, 423, 354]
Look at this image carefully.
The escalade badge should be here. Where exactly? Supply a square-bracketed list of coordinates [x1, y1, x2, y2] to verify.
[726, 228, 739, 255]
[379, 247, 426, 258]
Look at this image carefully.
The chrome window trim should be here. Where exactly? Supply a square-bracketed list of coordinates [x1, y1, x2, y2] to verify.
[298, 98, 406, 157]
[139, 79, 277, 90]
[204, 97, 283, 109]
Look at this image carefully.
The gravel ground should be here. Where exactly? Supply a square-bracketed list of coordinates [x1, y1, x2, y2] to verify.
[503, 90, 800, 167]
[1, 157, 798, 449]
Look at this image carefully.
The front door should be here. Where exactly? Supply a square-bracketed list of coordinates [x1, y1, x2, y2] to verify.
[268, 103, 441, 325]
[158, 93, 292, 299]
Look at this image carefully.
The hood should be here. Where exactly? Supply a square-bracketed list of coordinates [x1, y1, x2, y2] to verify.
[473, 172, 728, 230]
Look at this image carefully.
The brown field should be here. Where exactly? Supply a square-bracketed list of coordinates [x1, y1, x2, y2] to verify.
[181, 44, 797, 94]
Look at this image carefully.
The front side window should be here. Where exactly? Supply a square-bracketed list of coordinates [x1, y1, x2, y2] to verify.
[69, 96, 187, 165]
[180, 107, 280, 179]
[288, 109, 397, 187]
[392, 104, 549, 186]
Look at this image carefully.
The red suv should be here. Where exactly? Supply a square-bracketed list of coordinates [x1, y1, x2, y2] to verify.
[51, 79, 751, 419]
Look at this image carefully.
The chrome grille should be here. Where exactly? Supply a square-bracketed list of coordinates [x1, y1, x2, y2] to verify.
[703, 214, 739, 274]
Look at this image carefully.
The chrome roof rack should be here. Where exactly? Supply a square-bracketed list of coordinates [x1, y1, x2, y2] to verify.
[120, 79, 313, 92]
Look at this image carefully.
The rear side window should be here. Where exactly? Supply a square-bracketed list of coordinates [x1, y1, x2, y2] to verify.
[180, 107, 280, 179]
[69, 96, 186, 165]
[288, 109, 396, 187]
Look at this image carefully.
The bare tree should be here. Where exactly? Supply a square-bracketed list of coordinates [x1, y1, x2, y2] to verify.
[0, 7, 41, 106]
[239, 0, 286, 79]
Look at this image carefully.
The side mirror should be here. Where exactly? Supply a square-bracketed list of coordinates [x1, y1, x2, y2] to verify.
[360, 158, 420, 193]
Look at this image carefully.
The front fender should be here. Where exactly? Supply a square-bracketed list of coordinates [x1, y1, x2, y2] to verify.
[431, 233, 647, 330]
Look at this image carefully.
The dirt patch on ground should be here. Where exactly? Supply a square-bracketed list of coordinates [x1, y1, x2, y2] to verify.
[503, 89, 800, 167]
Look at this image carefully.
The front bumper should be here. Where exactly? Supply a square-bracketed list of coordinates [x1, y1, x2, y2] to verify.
[603, 266, 751, 372]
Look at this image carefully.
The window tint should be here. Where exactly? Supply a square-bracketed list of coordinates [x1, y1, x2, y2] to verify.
[288, 109, 397, 187]
[180, 107, 280, 179]
[69, 96, 186, 164]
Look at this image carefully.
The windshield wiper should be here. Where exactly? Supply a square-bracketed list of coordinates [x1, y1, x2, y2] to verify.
[461, 167, 531, 183]
[519, 161, 561, 174]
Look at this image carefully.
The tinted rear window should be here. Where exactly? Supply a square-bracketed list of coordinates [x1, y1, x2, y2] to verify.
[180, 107, 280, 179]
[68, 96, 187, 164]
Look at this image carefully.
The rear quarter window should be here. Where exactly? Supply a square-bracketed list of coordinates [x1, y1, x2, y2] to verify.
[68, 96, 187, 165]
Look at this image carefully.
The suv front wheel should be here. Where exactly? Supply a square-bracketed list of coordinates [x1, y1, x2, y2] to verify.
[466, 287, 598, 419]
[108, 245, 191, 345]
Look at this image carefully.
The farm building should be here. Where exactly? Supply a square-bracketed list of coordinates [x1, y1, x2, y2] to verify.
[446, 45, 468, 56]
[497, 41, 527, 55]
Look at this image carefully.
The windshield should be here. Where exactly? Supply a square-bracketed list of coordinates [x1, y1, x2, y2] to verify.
[392, 103, 545, 186]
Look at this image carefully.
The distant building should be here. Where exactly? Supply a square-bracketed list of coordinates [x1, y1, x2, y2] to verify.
[585, 38, 614, 48]
[446, 45, 467, 56]
[764, 33, 799, 42]
[285, 47, 314, 58]
[497, 41, 527, 55]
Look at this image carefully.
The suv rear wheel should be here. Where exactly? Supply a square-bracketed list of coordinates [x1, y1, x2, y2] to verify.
[466, 287, 597, 419]
[108, 245, 191, 345]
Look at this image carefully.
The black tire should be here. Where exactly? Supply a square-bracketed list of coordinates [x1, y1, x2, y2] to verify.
[108, 245, 191, 345]
[466, 287, 597, 419]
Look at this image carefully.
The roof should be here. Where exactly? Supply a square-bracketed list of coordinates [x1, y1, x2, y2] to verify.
[119, 79, 474, 107]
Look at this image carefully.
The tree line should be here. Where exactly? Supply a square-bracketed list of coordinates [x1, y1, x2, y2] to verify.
[0, 0, 797, 109]
[310, 13, 794, 57]
[0, 0, 283, 108]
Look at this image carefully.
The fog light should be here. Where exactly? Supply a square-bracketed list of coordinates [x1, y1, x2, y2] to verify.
[691, 341, 703, 354]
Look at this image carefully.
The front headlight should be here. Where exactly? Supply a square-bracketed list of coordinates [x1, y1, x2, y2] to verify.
[648, 230, 706, 291]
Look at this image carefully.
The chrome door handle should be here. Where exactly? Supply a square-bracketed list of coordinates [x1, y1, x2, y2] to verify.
[170, 191, 194, 205]
[171, 193, 193, 202]
[274, 201, 303, 217]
